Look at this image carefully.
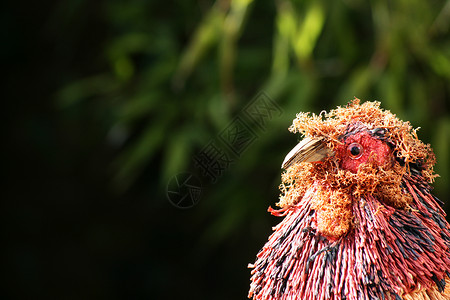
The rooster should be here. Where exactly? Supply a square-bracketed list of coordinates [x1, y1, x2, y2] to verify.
[248, 99, 450, 300]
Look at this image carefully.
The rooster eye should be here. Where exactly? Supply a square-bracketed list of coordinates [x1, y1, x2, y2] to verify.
[347, 143, 363, 159]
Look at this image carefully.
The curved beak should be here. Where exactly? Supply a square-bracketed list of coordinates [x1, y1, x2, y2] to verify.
[282, 137, 334, 169]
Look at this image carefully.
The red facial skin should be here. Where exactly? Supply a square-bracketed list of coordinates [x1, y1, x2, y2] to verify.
[336, 131, 392, 173]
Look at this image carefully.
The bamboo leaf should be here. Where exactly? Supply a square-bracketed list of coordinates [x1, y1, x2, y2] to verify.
[172, 3, 227, 90]
[293, 1, 325, 63]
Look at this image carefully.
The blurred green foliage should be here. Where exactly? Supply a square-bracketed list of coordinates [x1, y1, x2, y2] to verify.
[57, 0, 450, 202]
[5, 0, 450, 299]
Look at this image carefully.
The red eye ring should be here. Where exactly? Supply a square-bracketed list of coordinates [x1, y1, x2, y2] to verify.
[347, 142, 363, 159]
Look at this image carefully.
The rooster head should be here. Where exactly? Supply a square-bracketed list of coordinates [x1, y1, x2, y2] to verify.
[279, 99, 436, 238]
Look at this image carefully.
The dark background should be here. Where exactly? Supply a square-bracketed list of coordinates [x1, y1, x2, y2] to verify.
[3, 1, 450, 299]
